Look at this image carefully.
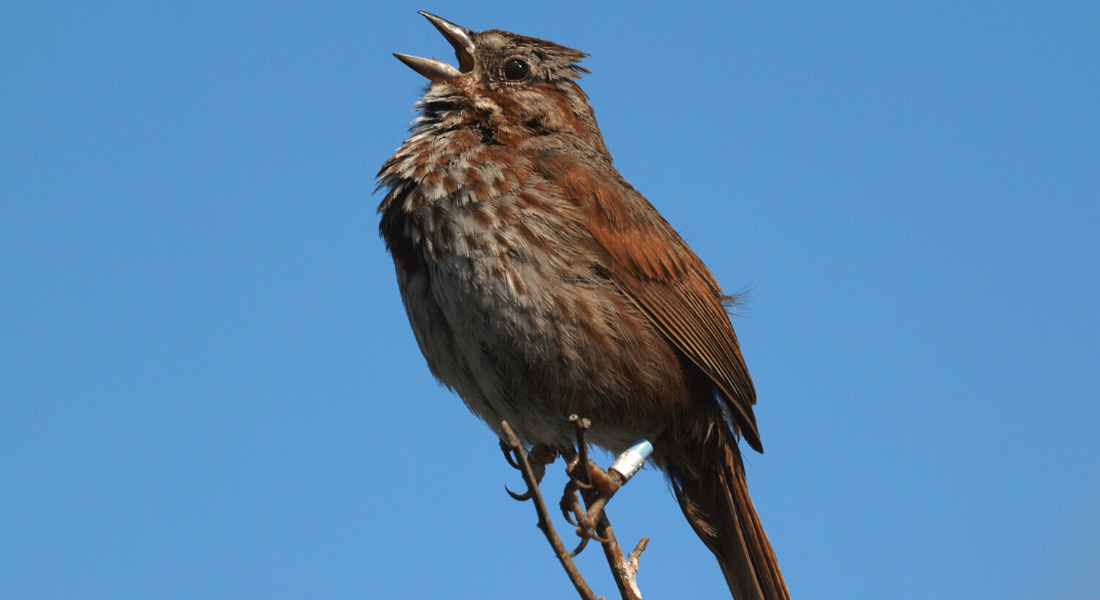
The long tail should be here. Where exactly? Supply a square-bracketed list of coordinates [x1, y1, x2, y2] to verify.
[666, 436, 790, 600]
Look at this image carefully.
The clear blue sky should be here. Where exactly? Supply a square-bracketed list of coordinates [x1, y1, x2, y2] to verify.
[2, 2, 1098, 599]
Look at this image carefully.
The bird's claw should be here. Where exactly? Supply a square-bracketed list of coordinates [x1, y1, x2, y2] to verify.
[559, 456, 621, 551]
[506, 485, 534, 501]
[502, 442, 558, 502]
[568, 536, 590, 557]
[499, 439, 521, 470]
[560, 480, 580, 525]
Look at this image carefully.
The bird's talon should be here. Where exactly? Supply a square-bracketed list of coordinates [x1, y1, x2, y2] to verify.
[560, 499, 579, 526]
[505, 485, 533, 501]
[568, 536, 590, 557]
[499, 440, 521, 470]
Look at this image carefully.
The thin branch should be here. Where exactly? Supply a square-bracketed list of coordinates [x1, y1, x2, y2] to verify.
[499, 421, 600, 600]
[592, 513, 645, 600]
[499, 417, 649, 600]
[568, 416, 647, 600]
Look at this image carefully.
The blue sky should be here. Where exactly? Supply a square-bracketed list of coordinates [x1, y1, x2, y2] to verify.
[2, 1, 1098, 599]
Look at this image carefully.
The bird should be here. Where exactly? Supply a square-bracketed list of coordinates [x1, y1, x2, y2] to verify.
[377, 12, 790, 600]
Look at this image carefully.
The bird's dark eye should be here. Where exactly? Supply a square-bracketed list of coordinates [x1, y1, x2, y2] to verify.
[502, 59, 530, 81]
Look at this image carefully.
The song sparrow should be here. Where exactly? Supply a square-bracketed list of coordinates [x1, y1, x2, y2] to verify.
[378, 13, 789, 600]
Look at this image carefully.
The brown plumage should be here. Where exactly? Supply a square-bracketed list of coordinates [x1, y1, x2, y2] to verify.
[378, 13, 789, 599]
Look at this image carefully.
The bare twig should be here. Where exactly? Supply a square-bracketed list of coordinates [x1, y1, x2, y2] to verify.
[499, 421, 599, 600]
[499, 417, 649, 600]
[567, 416, 647, 600]
[624, 537, 650, 598]
[592, 514, 646, 600]
[628, 538, 649, 574]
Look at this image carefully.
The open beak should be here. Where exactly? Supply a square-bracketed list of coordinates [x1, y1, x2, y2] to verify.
[393, 12, 476, 81]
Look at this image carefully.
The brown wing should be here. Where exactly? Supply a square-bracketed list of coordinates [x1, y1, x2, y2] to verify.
[536, 153, 762, 452]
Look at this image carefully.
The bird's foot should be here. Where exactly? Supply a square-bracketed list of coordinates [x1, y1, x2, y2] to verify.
[560, 455, 624, 553]
[500, 441, 558, 501]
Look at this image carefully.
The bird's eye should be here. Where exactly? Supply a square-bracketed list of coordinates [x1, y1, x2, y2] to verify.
[502, 59, 530, 81]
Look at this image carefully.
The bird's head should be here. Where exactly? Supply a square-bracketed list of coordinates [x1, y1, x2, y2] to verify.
[393, 12, 608, 155]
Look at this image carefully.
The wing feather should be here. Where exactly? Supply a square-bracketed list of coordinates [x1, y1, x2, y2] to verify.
[536, 154, 762, 451]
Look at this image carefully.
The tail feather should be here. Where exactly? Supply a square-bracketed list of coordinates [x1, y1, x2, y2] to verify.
[669, 439, 789, 600]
